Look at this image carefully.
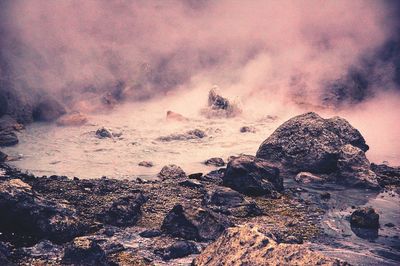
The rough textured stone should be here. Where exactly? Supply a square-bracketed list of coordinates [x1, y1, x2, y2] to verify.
[256, 112, 368, 174]
[337, 144, 379, 188]
[223, 155, 282, 196]
[158, 164, 186, 180]
[204, 157, 225, 167]
[193, 225, 347, 266]
[161, 204, 232, 241]
[240, 126, 256, 133]
[95, 127, 113, 138]
[154, 241, 199, 260]
[371, 163, 400, 187]
[157, 129, 206, 142]
[350, 207, 379, 229]
[202, 88, 241, 118]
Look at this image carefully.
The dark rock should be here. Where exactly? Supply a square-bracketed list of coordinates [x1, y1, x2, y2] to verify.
[21, 240, 63, 261]
[350, 207, 379, 229]
[96, 127, 113, 138]
[0, 179, 86, 246]
[223, 155, 282, 196]
[138, 161, 154, 167]
[201, 87, 241, 118]
[204, 157, 225, 167]
[385, 223, 395, 228]
[0, 131, 18, 147]
[240, 126, 256, 133]
[0, 150, 7, 162]
[62, 237, 107, 265]
[98, 193, 147, 227]
[161, 204, 232, 241]
[157, 129, 206, 142]
[337, 144, 379, 188]
[158, 164, 186, 180]
[32, 97, 66, 122]
[188, 173, 203, 180]
[154, 241, 199, 261]
[203, 187, 262, 217]
[256, 112, 368, 174]
[139, 229, 163, 238]
[371, 163, 400, 187]
[179, 179, 203, 189]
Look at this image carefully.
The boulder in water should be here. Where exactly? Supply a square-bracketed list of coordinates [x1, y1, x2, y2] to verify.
[240, 126, 256, 133]
[201, 87, 241, 118]
[256, 112, 368, 174]
[204, 157, 225, 167]
[223, 155, 282, 196]
[158, 164, 186, 180]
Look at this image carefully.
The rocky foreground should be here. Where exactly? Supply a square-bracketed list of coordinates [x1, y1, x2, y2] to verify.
[0, 112, 399, 265]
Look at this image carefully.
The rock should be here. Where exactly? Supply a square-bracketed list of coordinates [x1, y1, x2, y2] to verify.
[0, 115, 24, 131]
[161, 204, 232, 241]
[0, 179, 85, 245]
[320, 192, 331, 200]
[0, 131, 18, 147]
[166, 111, 189, 122]
[256, 112, 369, 174]
[204, 157, 225, 167]
[158, 165, 186, 180]
[157, 129, 206, 142]
[32, 97, 67, 122]
[56, 112, 88, 126]
[98, 193, 146, 227]
[21, 240, 63, 261]
[371, 163, 400, 187]
[240, 126, 256, 133]
[203, 187, 262, 217]
[179, 179, 203, 189]
[294, 172, 325, 184]
[337, 144, 379, 189]
[201, 87, 241, 118]
[350, 207, 379, 229]
[95, 127, 113, 138]
[138, 161, 154, 167]
[223, 155, 282, 196]
[0, 151, 7, 162]
[193, 225, 346, 266]
[154, 241, 199, 260]
[139, 229, 163, 238]
[188, 173, 203, 180]
[202, 169, 225, 184]
[62, 237, 107, 265]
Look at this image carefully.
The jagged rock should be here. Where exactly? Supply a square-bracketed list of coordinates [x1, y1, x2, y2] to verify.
[138, 161, 154, 167]
[158, 165, 186, 180]
[193, 225, 347, 266]
[166, 111, 189, 122]
[154, 241, 199, 260]
[179, 179, 203, 189]
[161, 204, 232, 241]
[223, 155, 282, 196]
[294, 172, 325, 184]
[371, 163, 400, 187]
[240, 126, 256, 133]
[95, 127, 113, 138]
[56, 112, 87, 126]
[203, 187, 262, 217]
[350, 207, 379, 229]
[0, 131, 18, 147]
[256, 112, 369, 174]
[97, 193, 146, 226]
[0, 179, 85, 245]
[32, 97, 66, 122]
[337, 144, 379, 188]
[202, 87, 241, 118]
[157, 129, 206, 142]
[62, 237, 107, 265]
[0, 151, 7, 162]
[204, 157, 225, 167]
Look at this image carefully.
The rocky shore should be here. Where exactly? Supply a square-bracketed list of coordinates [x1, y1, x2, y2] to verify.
[0, 112, 399, 265]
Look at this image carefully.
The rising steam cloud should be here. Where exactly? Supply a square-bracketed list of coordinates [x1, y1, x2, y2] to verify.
[1, 0, 399, 108]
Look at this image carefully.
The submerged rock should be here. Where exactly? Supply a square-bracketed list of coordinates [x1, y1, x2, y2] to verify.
[95, 127, 113, 138]
[158, 164, 186, 180]
[154, 241, 199, 260]
[56, 112, 88, 126]
[193, 225, 346, 266]
[166, 111, 189, 122]
[204, 157, 225, 167]
[32, 97, 66, 122]
[350, 207, 380, 229]
[157, 129, 206, 142]
[0, 131, 18, 147]
[371, 163, 400, 187]
[240, 126, 256, 133]
[0, 179, 85, 245]
[203, 187, 262, 217]
[201, 87, 241, 118]
[256, 112, 368, 174]
[223, 155, 282, 196]
[138, 161, 154, 167]
[161, 204, 232, 241]
[337, 144, 379, 188]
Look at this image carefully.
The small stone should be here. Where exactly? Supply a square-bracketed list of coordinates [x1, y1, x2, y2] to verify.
[138, 161, 154, 167]
[240, 126, 256, 133]
[95, 127, 113, 138]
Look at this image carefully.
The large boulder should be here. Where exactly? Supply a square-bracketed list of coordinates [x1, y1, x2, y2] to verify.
[161, 204, 232, 241]
[256, 112, 368, 174]
[0, 179, 85, 245]
[223, 155, 282, 196]
[193, 225, 346, 266]
[157, 129, 206, 142]
[203, 187, 262, 217]
[350, 207, 379, 229]
[32, 97, 66, 122]
[336, 144, 379, 188]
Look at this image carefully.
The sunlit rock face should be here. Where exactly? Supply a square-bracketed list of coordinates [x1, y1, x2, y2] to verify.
[256, 112, 369, 174]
